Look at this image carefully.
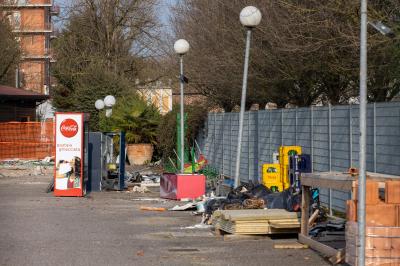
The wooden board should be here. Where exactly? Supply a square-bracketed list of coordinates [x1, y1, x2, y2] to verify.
[274, 243, 308, 249]
[214, 209, 299, 221]
[298, 233, 344, 264]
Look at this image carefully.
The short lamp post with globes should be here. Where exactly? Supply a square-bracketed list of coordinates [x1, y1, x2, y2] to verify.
[234, 6, 262, 188]
[95, 95, 116, 117]
[174, 39, 190, 174]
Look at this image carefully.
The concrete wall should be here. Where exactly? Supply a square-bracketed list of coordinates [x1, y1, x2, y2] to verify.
[201, 102, 400, 212]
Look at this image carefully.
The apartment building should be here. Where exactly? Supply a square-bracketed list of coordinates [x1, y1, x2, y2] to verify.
[1, 0, 59, 95]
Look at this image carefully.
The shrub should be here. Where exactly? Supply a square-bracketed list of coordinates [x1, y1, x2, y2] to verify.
[99, 95, 161, 144]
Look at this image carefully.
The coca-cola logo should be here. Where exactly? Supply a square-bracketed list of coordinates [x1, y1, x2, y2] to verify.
[60, 119, 78, 138]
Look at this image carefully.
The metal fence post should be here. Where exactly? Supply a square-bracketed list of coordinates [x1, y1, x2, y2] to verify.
[350, 104, 353, 167]
[328, 104, 333, 216]
[214, 114, 217, 167]
[295, 108, 298, 145]
[311, 106, 314, 172]
[229, 114, 233, 177]
[374, 103, 377, 172]
[222, 113, 225, 175]
[248, 112, 251, 182]
[281, 109, 284, 146]
[257, 111, 260, 182]
[269, 111, 272, 163]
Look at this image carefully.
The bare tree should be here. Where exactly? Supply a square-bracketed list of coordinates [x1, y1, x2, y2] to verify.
[52, 0, 162, 129]
[169, 0, 400, 109]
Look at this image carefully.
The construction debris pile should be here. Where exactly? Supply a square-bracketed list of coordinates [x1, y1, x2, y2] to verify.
[200, 183, 302, 228]
[0, 158, 54, 177]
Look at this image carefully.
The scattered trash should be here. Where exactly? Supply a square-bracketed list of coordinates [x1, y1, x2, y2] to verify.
[46, 179, 54, 193]
[169, 202, 197, 211]
[167, 248, 199, 253]
[140, 206, 166, 212]
[142, 174, 160, 184]
[130, 198, 167, 202]
[129, 186, 150, 193]
[242, 198, 265, 209]
[42, 156, 54, 163]
[309, 219, 346, 237]
[196, 202, 205, 213]
[181, 223, 212, 230]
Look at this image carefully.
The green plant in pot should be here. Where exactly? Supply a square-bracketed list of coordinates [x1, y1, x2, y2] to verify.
[100, 94, 161, 165]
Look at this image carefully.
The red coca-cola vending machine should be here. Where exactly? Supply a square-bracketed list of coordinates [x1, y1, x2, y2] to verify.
[54, 112, 88, 197]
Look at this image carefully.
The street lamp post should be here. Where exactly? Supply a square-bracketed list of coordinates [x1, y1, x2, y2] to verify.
[358, 0, 368, 265]
[234, 6, 262, 188]
[174, 39, 190, 174]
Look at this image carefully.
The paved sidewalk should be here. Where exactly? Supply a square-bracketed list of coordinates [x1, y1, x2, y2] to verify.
[0, 173, 329, 266]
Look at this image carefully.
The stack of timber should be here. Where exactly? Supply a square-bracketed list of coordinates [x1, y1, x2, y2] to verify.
[212, 209, 300, 235]
[346, 179, 400, 265]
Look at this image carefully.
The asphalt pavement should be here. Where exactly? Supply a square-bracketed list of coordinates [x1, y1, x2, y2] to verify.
[0, 172, 330, 266]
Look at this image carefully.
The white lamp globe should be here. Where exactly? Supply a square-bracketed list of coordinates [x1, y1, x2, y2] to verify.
[95, 99, 105, 110]
[104, 95, 116, 107]
[174, 39, 190, 55]
[240, 6, 262, 27]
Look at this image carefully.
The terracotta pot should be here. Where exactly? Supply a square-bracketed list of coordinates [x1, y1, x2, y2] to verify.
[127, 144, 154, 165]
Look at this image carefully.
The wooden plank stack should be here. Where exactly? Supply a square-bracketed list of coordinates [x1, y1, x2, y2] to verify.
[212, 209, 300, 235]
[346, 179, 400, 265]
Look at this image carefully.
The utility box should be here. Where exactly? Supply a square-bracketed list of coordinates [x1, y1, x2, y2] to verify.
[261, 164, 282, 192]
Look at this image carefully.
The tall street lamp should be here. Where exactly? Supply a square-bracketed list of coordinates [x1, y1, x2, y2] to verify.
[234, 6, 262, 188]
[358, 0, 367, 265]
[174, 39, 190, 173]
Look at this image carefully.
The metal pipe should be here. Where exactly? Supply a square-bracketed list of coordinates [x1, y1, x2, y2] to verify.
[180, 56, 185, 174]
[358, 0, 368, 265]
[234, 28, 252, 188]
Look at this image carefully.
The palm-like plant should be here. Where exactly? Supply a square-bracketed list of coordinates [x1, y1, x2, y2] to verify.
[100, 95, 161, 144]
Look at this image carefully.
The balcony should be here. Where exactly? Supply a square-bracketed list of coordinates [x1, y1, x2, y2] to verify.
[21, 47, 55, 61]
[12, 22, 53, 33]
[0, 0, 52, 7]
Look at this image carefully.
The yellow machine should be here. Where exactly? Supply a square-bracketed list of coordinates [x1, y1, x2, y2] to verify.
[279, 146, 302, 190]
[261, 164, 282, 192]
[262, 146, 302, 192]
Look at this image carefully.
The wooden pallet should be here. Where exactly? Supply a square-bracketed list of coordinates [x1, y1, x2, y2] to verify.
[213, 209, 300, 235]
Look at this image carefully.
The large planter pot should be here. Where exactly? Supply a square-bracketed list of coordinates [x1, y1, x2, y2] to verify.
[127, 144, 154, 165]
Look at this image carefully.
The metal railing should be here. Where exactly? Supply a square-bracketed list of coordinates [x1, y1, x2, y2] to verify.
[12, 22, 52, 33]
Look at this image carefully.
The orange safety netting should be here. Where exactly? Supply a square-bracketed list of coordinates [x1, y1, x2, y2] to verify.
[0, 122, 55, 160]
